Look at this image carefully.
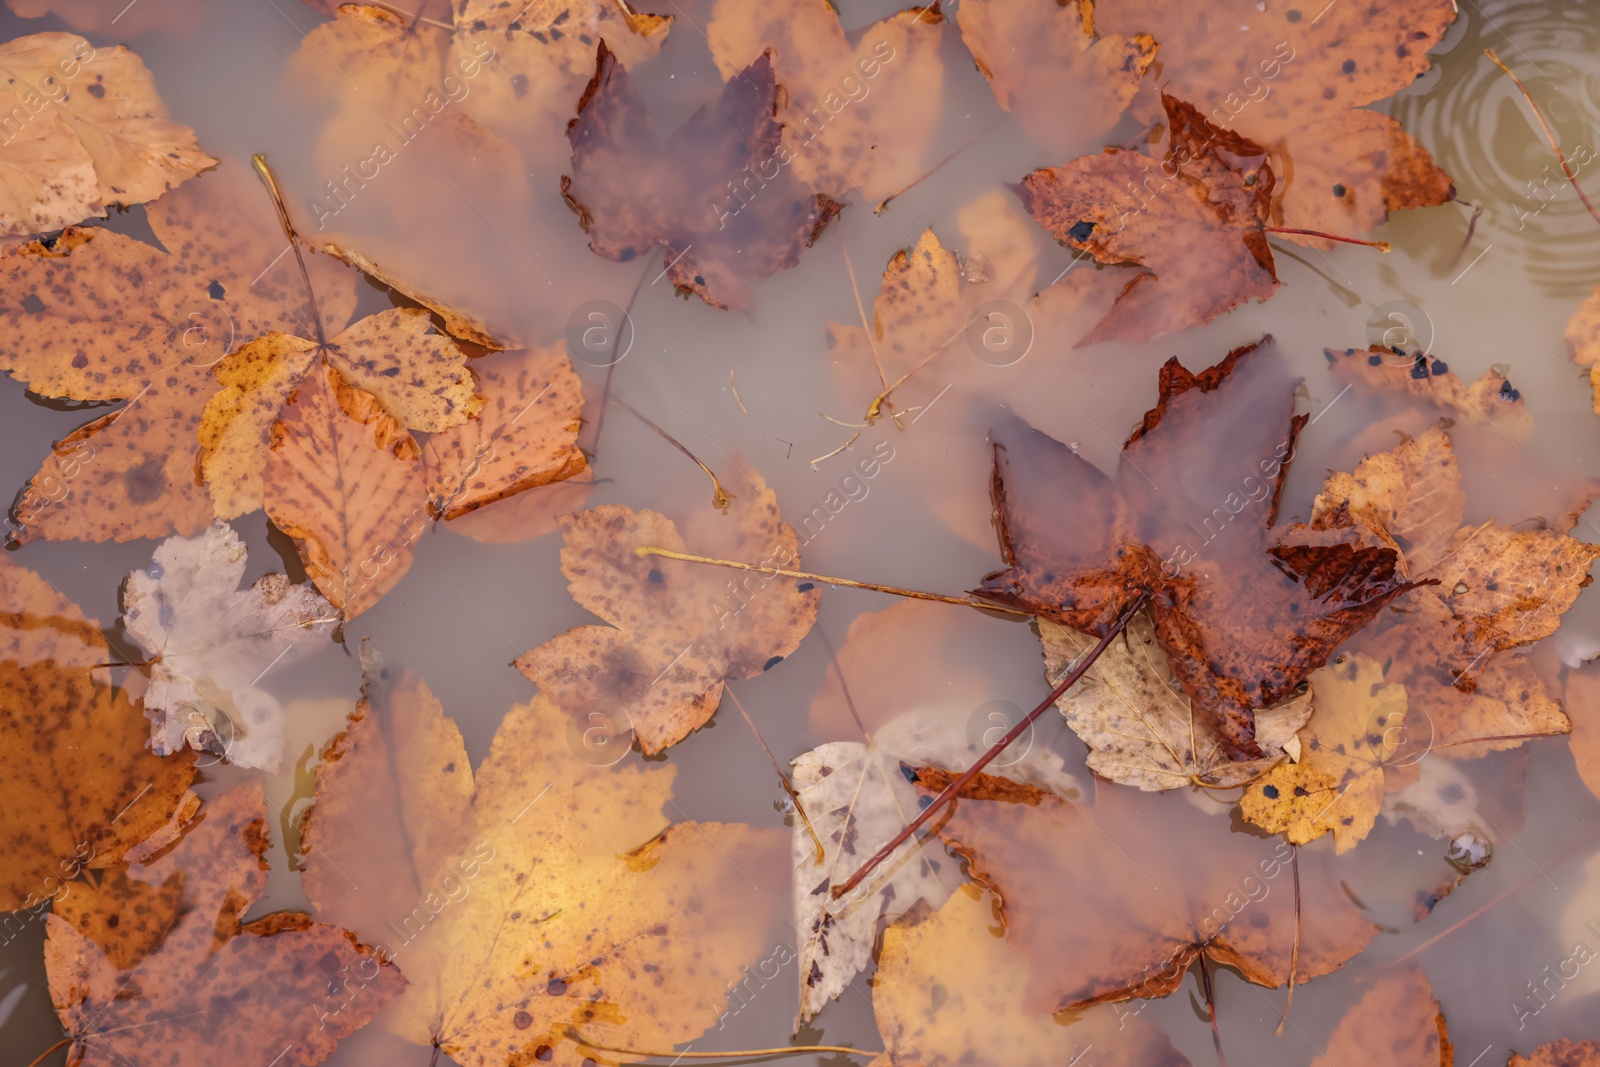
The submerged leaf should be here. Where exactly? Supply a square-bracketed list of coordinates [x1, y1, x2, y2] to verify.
[518, 476, 820, 752]
[45, 787, 404, 1066]
[1312, 966, 1452, 1066]
[298, 663, 787, 1066]
[1324, 345, 1532, 438]
[122, 521, 337, 770]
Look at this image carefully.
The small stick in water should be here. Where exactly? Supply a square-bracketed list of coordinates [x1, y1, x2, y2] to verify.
[612, 396, 731, 510]
[1266, 227, 1390, 251]
[724, 686, 824, 862]
[1485, 48, 1600, 228]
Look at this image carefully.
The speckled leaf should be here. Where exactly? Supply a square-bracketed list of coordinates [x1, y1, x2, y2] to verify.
[1325, 345, 1531, 438]
[518, 475, 820, 752]
[0, 32, 213, 235]
[298, 663, 787, 1067]
[263, 363, 428, 619]
[1312, 426, 1465, 576]
[45, 787, 404, 1067]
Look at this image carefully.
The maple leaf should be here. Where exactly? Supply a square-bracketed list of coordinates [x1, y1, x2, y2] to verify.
[1310, 427, 1596, 731]
[0, 32, 213, 236]
[1324, 345, 1532, 439]
[122, 521, 337, 771]
[297, 660, 787, 1066]
[517, 476, 820, 753]
[957, 0, 1157, 156]
[1239, 654, 1403, 853]
[0, 162, 358, 543]
[422, 342, 588, 520]
[45, 786, 404, 1066]
[1040, 611, 1312, 790]
[562, 43, 842, 310]
[971, 337, 1414, 759]
[1096, 0, 1457, 243]
[792, 709, 1079, 1024]
[707, 0, 946, 204]
[1016, 92, 1278, 344]
[1311, 966, 1452, 1066]
[908, 766, 1377, 1011]
[869, 886, 1193, 1067]
[1512, 1041, 1600, 1066]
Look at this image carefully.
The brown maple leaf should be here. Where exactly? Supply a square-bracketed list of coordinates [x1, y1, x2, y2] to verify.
[909, 766, 1377, 1012]
[972, 337, 1416, 758]
[561, 43, 842, 310]
[45, 786, 404, 1067]
[1017, 93, 1278, 344]
[1096, 0, 1458, 244]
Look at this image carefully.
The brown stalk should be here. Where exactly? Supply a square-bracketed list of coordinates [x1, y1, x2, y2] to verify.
[724, 687, 824, 862]
[1274, 844, 1301, 1037]
[1265, 227, 1390, 251]
[250, 154, 327, 346]
[611, 396, 731, 510]
[829, 589, 1153, 900]
[1485, 48, 1600, 228]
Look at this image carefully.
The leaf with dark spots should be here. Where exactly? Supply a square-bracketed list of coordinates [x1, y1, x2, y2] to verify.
[561, 44, 842, 310]
[972, 337, 1417, 760]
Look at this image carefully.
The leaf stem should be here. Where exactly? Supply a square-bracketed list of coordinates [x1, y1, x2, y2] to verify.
[25, 1038, 70, 1067]
[1265, 227, 1390, 251]
[1485, 48, 1600, 228]
[1274, 844, 1301, 1037]
[612, 396, 731, 510]
[829, 589, 1152, 900]
[251, 154, 327, 346]
[567, 1029, 878, 1059]
[633, 546, 1032, 617]
[724, 686, 824, 862]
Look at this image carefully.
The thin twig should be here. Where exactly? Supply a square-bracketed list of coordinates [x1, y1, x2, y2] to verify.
[251, 155, 327, 345]
[729, 368, 747, 414]
[1274, 845, 1301, 1037]
[830, 589, 1152, 900]
[589, 262, 652, 459]
[633, 545, 1032, 616]
[1485, 48, 1600, 228]
[810, 431, 861, 465]
[568, 1029, 878, 1059]
[1265, 227, 1390, 251]
[25, 1038, 70, 1067]
[725, 687, 824, 862]
[612, 396, 731, 510]
[1199, 953, 1230, 1067]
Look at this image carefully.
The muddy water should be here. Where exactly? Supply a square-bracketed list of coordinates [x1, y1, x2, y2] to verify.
[3, 0, 1600, 1064]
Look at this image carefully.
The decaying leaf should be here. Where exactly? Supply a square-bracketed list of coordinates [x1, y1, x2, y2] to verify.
[122, 521, 337, 771]
[1096, 0, 1457, 242]
[1311, 966, 1452, 1066]
[910, 766, 1377, 1011]
[0, 163, 357, 542]
[517, 476, 820, 752]
[45, 786, 404, 1066]
[1511, 1041, 1600, 1066]
[973, 338, 1414, 759]
[0, 551, 105, 667]
[423, 343, 588, 520]
[0, 659, 198, 911]
[1325, 345, 1532, 438]
[792, 709, 1079, 1024]
[262, 362, 430, 619]
[562, 43, 842, 310]
[957, 0, 1157, 156]
[707, 0, 946, 204]
[1239, 654, 1402, 853]
[0, 32, 213, 236]
[1041, 611, 1311, 790]
[869, 885, 1192, 1067]
[1017, 93, 1277, 344]
[298, 660, 787, 1066]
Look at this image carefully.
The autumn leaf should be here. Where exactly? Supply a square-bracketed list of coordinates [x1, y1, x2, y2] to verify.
[1567, 670, 1600, 805]
[0, 32, 213, 236]
[297, 659, 787, 1066]
[1325, 345, 1532, 439]
[1239, 654, 1403, 853]
[1096, 0, 1457, 242]
[0, 551, 105, 667]
[1512, 1040, 1600, 1066]
[908, 766, 1377, 1011]
[707, 0, 946, 204]
[792, 708, 1079, 1024]
[45, 786, 404, 1066]
[562, 43, 842, 310]
[1566, 284, 1600, 415]
[870, 885, 1192, 1067]
[517, 475, 820, 753]
[1016, 92, 1277, 344]
[0, 162, 358, 543]
[957, 0, 1157, 155]
[122, 521, 337, 771]
[1312, 966, 1452, 1066]
[423, 342, 588, 520]
[261, 362, 430, 619]
[1040, 610, 1311, 791]
[972, 337, 1414, 758]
